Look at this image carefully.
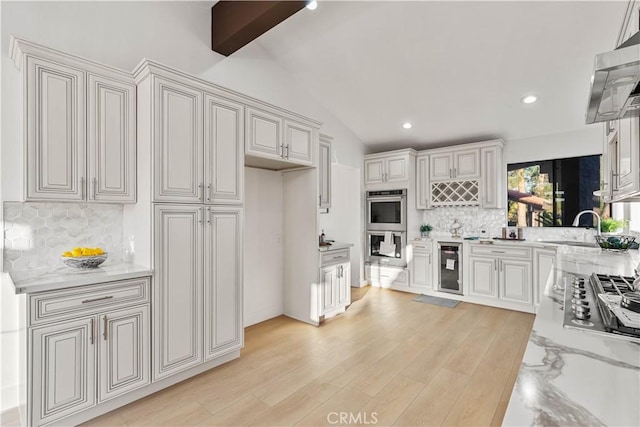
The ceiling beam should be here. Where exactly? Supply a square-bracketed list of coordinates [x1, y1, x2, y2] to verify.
[211, 1, 307, 56]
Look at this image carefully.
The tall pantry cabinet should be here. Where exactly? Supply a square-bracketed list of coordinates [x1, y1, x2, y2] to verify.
[129, 60, 244, 381]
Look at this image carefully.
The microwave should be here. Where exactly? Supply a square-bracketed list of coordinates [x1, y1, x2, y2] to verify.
[366, 230, 407, 267]
[366, 189, 407, 231]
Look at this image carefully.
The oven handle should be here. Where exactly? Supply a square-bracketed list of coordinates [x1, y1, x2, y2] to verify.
[366, 196, 404, 203]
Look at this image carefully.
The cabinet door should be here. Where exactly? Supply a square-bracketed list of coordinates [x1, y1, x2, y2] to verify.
[25, 56, 85, 201]
[284, 120, 313, 165]
[204, 94, 244, 205]
[429, 153, 453, 181]
[533, 249, 555, 306]
[153, 77, 203, 203]
[245, 107, 282, 159]
[454, 149, 480, 179]
[319, 138, 332, 208]
[385, 155, 408, 182]
[416, 156, 430, 209]
[320, 266, 337, 314]
[481, 147, 501, 208]
[88, 74, 136, 203]
[98, 305, 149, 402]
[364, 158, 385, 185]
[204, 207, 243, 361]
[31, 317, 96, 425]
[500, 259, 532, 304]
[468, 256, 498, 298]
[411, 252, 432, 287]
[616, 118, 639, 195]
[337, 263, 351, 307]
[153, 205, 203, 380]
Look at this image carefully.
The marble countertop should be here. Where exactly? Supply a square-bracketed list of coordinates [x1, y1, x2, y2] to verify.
[318, 241, 354, 252]
[503, 247, 640, 426]
[5, 263, 153, 294]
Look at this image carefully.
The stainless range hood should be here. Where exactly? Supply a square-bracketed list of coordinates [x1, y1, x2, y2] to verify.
[586, 31, 640, 124]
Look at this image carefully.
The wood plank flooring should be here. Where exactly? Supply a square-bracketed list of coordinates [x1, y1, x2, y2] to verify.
[1, 287, 534, 427]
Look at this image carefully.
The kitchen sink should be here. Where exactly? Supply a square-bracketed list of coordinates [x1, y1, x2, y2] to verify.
[540, 240, 600, 248]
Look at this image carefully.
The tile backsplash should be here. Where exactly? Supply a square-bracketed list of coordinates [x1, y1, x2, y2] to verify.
[3, 202, 123, 275]
[422, 206, 506, 237]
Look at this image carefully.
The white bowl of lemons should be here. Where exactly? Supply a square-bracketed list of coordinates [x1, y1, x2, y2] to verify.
[61, 247, 107, 269]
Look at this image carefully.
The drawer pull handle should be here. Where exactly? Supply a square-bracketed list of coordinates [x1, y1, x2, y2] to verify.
[491, 251, 506, 254]
[82, 296, 114, 304]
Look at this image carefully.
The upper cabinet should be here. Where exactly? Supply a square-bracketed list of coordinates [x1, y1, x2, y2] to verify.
[319, 134, 332, 209]
[153, 77, 204, 203]
[606, 117, 640, 201]
[135, 63, 245, 205]
[245, 106, 318, 170]
[417, 140, 504, 208]
[12, 37, 136, 203]
[364, 149, 416, 188]
[429, 149, 479, 182]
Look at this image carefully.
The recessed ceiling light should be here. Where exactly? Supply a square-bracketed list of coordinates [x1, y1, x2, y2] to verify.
[402, 122, 413, 129]
[306, 1, 318, 10]
[521, 95, 538, 104]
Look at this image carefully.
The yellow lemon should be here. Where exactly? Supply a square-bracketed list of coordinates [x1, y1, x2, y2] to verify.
[62, 251, 72, 257]
[71, 249, 82, 258]
[94, 248, 104, 255]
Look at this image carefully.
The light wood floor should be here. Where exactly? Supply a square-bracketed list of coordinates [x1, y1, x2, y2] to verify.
[2, 287, 535, 427]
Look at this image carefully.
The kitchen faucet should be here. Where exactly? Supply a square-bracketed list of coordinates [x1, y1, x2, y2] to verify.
[572, 210, 601, 235]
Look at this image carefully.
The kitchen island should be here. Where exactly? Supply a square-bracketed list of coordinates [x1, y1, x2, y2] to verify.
[503, 247, 640, 426]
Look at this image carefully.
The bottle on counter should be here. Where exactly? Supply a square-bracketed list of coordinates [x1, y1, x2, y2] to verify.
[319, 230, 326, 244]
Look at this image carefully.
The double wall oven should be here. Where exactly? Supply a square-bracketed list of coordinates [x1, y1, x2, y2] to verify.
[366, 189, 407, 266]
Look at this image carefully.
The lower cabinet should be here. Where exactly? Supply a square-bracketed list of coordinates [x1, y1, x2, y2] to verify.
[367, 264, 409, 289]
[410, 240, 434, 290]
[29, 279, 151, 426]
[319, 248, 351, 319]
[467, 244, 533, 309]
[153, 204, 243, 379]
[533, 247, 557, 306]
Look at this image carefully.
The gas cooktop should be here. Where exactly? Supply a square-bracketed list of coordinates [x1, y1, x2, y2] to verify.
[562, 273, 640, 343]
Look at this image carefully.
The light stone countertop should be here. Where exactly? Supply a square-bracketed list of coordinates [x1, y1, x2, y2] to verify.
[5, 263, 152, 294]
[503, 247, 640, 426]
[318, 241, 354, 252]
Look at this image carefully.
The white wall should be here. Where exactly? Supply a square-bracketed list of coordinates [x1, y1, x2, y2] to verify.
[318, 164, 363, 286]
[504, 126, 602, 164]
[244, 168, 284, 327]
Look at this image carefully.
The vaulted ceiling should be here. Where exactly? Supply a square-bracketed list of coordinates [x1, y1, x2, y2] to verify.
[253, 1, 628, 150]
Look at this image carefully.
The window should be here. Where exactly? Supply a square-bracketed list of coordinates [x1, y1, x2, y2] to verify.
[507, 155, 608, 227]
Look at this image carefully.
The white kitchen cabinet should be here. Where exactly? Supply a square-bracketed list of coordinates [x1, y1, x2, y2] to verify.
[364, 149, 415, 188]
[533, 248, 556, 306]
[410, 240, 433, 289]
[415, 155, 430, 209]
[468, 256, 499, 298]
[319, 134, 332, 209]
[99, 305, 150, 402]
[153, 205, 204, 380]
[284, 120, 313, 165]
[153, 77, 204, 203]
[318, 248, 351, 319]
[245, 107, 283, 159]
[204, 94, 244, 205]
[24, 56, 86, 201]
[607, 117, 640, 201]
[429, 148, 479, 181]
[368, 264, 409, 289]
[500, 259, 532, 304]
[13, 37, 137, 203]
[31, 317, 96, 426]
[88, 74, 136, 203]
[467, 244, 533, 309]
[28, 277, 151, 426]
[480, 146, 503, 209]
[204, 206, 243, 361]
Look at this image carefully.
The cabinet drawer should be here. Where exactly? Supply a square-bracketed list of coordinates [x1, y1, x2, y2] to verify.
[412, 241, 432, 252]
[380, 267, 408, 285]
[321, 249, 350, 266]
[29, 277, 150, 326]
[469, 244, 532, 259]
